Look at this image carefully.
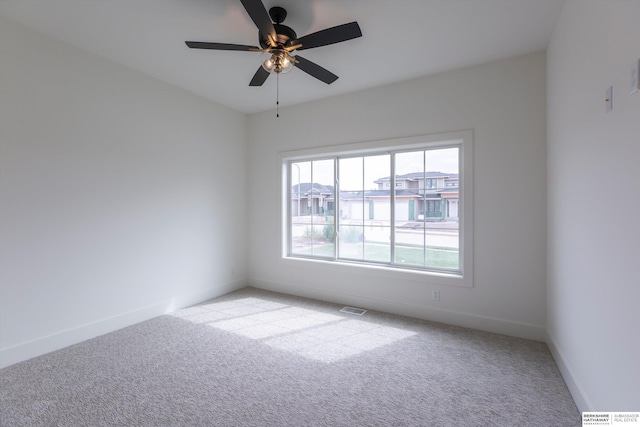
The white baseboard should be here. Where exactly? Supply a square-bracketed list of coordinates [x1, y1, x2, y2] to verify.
[546, 331, 592, 412]
[0, 280, 246, 369]
[249, 278, 546, 341]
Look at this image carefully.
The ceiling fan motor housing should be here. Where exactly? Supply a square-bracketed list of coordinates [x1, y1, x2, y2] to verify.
[259, 23, 297, 48]
[269, 6, 287, 24]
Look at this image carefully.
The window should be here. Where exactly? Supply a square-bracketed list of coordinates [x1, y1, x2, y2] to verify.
[425, 200, 441, 213]
[281, 131, 473, 286]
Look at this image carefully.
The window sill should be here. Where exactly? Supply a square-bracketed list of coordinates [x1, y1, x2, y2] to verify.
[280, 255, 472, 288]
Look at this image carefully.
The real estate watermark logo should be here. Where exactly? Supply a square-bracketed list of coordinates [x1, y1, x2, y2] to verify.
[582, 412, 640, 426]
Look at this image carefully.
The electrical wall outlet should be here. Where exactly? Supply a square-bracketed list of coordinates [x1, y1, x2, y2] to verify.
[432, 290, 440, 301]
[631, 58, 640, 95]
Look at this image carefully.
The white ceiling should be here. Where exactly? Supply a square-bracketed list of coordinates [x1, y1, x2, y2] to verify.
[0, 0, 564, 114]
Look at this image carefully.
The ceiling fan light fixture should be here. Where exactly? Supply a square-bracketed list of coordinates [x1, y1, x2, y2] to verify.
[280, 54, 294, 73]
[262, 51, 294, 74]
[261, 53, 275, 72]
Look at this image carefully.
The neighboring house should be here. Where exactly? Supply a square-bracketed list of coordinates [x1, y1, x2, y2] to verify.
[375, 172, 459, 221]
[291, 183, 334, 216]
[291, 172, 459, 221]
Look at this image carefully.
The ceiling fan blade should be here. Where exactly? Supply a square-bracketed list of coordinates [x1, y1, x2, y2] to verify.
[293, 22, 362, 51]
[294, 56, 338, 84]
[249, 66, 270, 86]
[185, 41, 259, 51]
[240, 0, 277, 46]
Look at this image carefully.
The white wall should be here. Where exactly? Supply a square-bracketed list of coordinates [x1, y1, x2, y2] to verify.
[5, 2, 637, 409]
[0, 17, 248, 367]
[247, 52, 547, 340]
[546, 0, 640, 412]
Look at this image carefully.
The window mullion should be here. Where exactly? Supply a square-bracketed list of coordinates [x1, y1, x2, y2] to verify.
[390, 153, 396, 265]
[334, 157, 339, 261]
[309, 161, 314, 255]
[288, 161, 292, 256]
[423, 151, 427, 267]
[361, 157, 365, 258]
[457, 144, 463, 272]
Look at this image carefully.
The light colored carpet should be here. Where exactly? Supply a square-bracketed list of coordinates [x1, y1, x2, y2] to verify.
[0, 287, 580, 426]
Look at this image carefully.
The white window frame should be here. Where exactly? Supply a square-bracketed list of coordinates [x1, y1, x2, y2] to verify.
[279, 130, 473, 288]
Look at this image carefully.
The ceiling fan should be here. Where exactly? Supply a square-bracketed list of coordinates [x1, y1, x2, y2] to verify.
[185, 0, 362, 87]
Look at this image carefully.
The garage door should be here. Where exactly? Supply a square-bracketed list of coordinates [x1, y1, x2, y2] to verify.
[372, 200, 408, 221]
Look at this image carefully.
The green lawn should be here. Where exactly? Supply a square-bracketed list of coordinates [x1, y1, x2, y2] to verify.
[295, 241, 459, 270]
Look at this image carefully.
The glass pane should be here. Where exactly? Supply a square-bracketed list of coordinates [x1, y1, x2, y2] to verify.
[364, 154, 390, 224]
[364, 154, 390, 192]
[394, 147, 460, 270]
[425, 147, 459, 270]
[338, 157, 364, 235]
[290, 160, 334, 258]
[366, 186, 390, 264]
[310, 159, 334, 256]
[395, 151, 424, 179]
[339, 157, 363, 192]
[364, 224, 390, 263]
[338, 225, 364, 260]
[311, 223, 334, 257]
[394, 224, 425, 267]
[290, 161, 311, 255]
[291, 161, 311, 218]
[338, 155, 390, 263]
[312, 159, 334, 187]
[394, 151, 423, 228]
[395, 150, 424, 266]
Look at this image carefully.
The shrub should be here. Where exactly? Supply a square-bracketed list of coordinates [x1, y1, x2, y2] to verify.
[304, 226, 324, 241]
[323, 223, 335, 242]
[341, 227, 363, 243]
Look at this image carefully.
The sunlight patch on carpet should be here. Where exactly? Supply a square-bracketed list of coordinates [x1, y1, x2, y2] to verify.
[171, 297, 417, 363]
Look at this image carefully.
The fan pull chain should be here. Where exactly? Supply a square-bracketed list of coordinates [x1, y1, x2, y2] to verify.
[276, 73, 280, 118]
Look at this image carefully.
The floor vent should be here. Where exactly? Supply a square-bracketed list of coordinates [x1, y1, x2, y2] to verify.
[340, 306, 367, 316]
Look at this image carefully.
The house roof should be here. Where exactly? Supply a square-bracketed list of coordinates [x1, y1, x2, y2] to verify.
[338, 189, 418, 199]
[292, 183, 334, 194]
[374, 171, 459, 182]
[292, 183, 456, 199]
[437, 188, 460, 194]
[326, 190, 443, 200]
